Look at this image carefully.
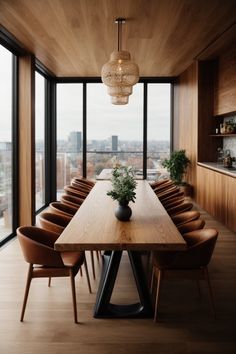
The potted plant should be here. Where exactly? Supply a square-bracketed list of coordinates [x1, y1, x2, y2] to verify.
[107, 166, 137, 221]
[162, 149, 191, 195]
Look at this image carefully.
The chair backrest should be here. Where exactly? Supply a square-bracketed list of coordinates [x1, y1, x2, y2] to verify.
[156, 186, 179, 199]
[181, 228, 218, 267]
[49, 201, 77, 217]
[160, 191, 185, 203]
[153, 180, 175, 193]
[149, 179, 171, 190]
[60, 194, 83, 208]
[72, 177, 95, 188]
[167, 202, 193, 216]
[64, 185, 87, 199]
[171, 210, 200, 226]
[17, 226, 64, 267]
[162, 196, 185, 210]
[153, 228, 218, 269]
[178, 219, 205, 234]
[38, 212, 71, 234]
[71, 181, 91, 194]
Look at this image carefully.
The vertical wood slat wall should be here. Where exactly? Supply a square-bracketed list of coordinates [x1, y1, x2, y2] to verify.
[18, 55, 35, 226]
[174, 46, 236, 232]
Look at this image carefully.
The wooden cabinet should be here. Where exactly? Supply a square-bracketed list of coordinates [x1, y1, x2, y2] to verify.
[197, 165, 236, 232]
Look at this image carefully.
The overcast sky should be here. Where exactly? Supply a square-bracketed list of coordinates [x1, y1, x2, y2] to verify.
[1, 44, 170, 143]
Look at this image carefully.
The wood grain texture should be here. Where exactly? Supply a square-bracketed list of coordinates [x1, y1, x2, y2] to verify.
[173, 62, 198, 192]
[0, 0, 236, 77]
[18, 55, 35, 226]
[1, 203, 236, 354]
[55, 181, 186, 252]
[198, 60, 220, 163]
[196, 165, 236, 232]
[214, 46, 236, 115]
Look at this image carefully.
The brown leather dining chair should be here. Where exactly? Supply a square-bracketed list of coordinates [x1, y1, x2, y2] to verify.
[149, 179, 171, 190]
[38, 212, 94, 285]
[177, 218, 205, 234]
[151, 228, 218, 322]
[17, 226, 86, 323]
[49, 201, 78, 218]
[64, 185, 88, 200]
[49, 202, 99, 279]
[71, 177, 95, 189]
[71, 180, 92, 194]
[166, 201, 193, 216]
[60, 194, 84, 208]
[171, 210, 201, 227]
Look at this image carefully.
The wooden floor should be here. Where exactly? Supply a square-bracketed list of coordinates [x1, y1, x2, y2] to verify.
[0, 204, 236, 354]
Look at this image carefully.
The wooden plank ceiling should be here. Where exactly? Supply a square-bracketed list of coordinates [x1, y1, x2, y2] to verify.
[0, 0, 236, 77]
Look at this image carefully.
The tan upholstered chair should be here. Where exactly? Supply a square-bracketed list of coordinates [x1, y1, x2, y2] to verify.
[49, 201, 78, 218]
[171, 211, 201, 227]
[60, 194, 83, 208]
[149, 179, 171, 190]
[166, 202, 193, 216]
[72, 177, 95, 188]
[151, 228, 218, 322]
[17, 226, 86, 323]
[177, 219, 205, 234]
[37, 212, 92, 290]
[64, 185, 88, 200]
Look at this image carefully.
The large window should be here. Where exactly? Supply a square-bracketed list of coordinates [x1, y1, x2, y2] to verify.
[56, 81, 172, 184]
[147, 83, 171, 180]
[87, 83, 143, 179]
[35, 72, 46, 210]
[56, 84, 83, 198]
[0, 45, 13, 241]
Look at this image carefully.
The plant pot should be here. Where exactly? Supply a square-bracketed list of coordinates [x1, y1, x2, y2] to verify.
[115, 202, 132, 221]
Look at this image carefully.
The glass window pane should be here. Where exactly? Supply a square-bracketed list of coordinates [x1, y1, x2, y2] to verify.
[35, 72, 45, 210]
[0, 45, 13, 240]
[87, 83, 143, 179]
[56, 84, 83, 198]
[147, 84, 171, 180]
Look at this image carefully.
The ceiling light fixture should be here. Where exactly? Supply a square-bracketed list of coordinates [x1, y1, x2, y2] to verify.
[101, 18, 139, 105]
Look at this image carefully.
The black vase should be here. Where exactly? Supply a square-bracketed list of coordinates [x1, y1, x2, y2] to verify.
[115, 202, 132, 221]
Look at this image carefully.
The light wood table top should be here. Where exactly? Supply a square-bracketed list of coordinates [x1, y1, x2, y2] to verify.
[55, 180, 186, 252]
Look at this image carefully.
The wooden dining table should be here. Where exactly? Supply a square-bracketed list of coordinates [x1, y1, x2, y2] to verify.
[55, 180, 186, 318]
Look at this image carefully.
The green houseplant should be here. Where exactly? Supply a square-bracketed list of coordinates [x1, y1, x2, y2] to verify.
[162, 149, 190, 185]
[107, 166, 137, 221]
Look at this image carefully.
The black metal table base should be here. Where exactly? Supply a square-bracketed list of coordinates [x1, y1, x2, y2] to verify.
[94, 250, 153, 318]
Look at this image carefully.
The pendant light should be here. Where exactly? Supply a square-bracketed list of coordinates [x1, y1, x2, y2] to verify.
[101, 18, 139, 105]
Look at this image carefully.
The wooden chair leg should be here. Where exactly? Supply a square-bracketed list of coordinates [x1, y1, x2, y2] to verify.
[204, 266, 216, 318]
[20, 264, 33, 322]
[154, 269, 162, 323]
[70, 269, 78, 323]
[48, 277, 51, 287]
[90, 251, 96, 279]
[84, 255, 92, 293]
[150, 267, 154, 292]
[96, 251, 100, 261]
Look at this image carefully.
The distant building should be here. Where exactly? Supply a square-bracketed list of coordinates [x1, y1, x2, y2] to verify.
[69, 131, 82, 152]
[112, 135, 118, 151]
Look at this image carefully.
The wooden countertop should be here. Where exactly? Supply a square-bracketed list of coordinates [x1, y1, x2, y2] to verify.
[55, 180, 186, 252]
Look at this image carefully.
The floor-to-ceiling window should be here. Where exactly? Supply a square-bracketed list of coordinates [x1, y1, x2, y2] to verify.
[56, 84, 83, 198]
[147, 83, 171, 180]
[35, 71, 46, 211]
[87, 83, 143, 179]
[0, 44, 13, 241]
[56, 81, 172, 183]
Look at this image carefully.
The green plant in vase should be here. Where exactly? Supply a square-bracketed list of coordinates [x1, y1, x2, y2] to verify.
[107, 166, 137, 221]
[162, 149, 190, 185]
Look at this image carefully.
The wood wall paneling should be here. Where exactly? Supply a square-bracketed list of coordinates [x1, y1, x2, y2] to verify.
[19, 55, 35, 226]
[198, 60, 220, 162]
[214, 46, 236, 115]
[173, 62, 198, 193]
